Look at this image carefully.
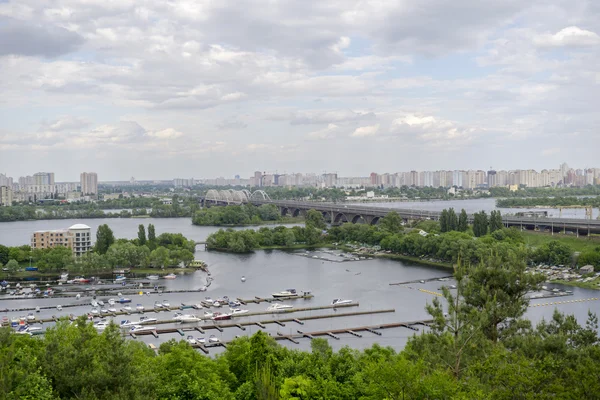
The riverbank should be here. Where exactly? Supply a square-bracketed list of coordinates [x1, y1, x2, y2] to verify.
[192, 216, 303, 228]
[553, 279, 600, 291]
[522, 231, 600, 252]
[0, 267, 198, 280]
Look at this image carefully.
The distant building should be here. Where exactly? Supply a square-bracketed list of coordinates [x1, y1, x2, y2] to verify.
[31, 223, 92, 257]
[34, 172, 55, 186]
[0, 186, 12, 206]
[80, 172, 98, 195]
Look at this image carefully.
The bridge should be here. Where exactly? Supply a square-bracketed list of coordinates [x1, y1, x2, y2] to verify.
[200, 190, 600, 235]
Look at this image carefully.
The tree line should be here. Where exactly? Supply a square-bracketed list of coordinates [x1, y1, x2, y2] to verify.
[0, 224, 196, 273]
[1, 251, 598, 399]
[497, 196, 600, 208]
[193, 204, 289, 226]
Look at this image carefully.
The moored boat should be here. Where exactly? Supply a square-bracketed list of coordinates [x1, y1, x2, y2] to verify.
[129, 325, 156, 333]
[230, 309, 249, 316]
[211, 312, 232, 321]
[266, 303, 293, 312]
[147, 275, 159, 280]
[208, 334, 220, 343]
[174, 313, 202, 322]
[164, 273, 177, 280]
[136, 304, 145, 312]
[332, 299, 353, 306]
[186, 335, 197, 345]
[272, 289, 297, 298]
[119, 297, 132, 304]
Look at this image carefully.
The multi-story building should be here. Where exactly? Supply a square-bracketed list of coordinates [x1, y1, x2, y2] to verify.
[34, 172, 55, 186]
[0, 186, 12, 206]
[31, 224, 92, 257]
[80, 172, 98, 195]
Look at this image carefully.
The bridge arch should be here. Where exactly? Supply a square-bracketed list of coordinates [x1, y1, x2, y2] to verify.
[291, 208, 302, 218]
[250, 190, 272, 201]
[370, 216, 381, 225]
[352, 215, 366, 224]
[334, 213, 350, 224]
[280, 207, 289, 217]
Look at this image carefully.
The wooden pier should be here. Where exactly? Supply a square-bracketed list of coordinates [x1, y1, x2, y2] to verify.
[236, 293, 314, 304]
[389, 275, 453, 286]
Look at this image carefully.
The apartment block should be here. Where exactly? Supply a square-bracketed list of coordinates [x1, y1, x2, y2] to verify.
[31, 224, 92, 257]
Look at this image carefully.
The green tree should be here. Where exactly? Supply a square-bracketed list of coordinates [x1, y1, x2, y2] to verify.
[473, 211, 488, 237]
[380, 211, 403, 234]
[150, 247, 170, 268]
[458, 209, 468, 232]
[440, 209, 449, 233]
[0, 245, 9, 265]
[305, 209, 326, 230]
[5, 259, 19, 274]
[447, 208, 458, 231]
[489, 210, 503, 233]
[137, 224, 147, 245]
[148, 224, 156, 242]
[95, 224, 115, 254]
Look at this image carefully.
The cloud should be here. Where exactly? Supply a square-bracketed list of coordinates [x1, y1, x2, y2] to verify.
[288, 109, 377, 125]
[308, 124, 340, 139]
[147, 128, 184, 139]
[390, 114, 480, 148]
[0, 16, 83, 57]
[40, 116, 91, 132]
[351, 124, 380, 137]
[218, 119, 248, 130]
[534, 26, 600, 48]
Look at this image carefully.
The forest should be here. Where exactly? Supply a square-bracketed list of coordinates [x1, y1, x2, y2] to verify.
[497, 196, 600, 208]
[193, 204, 288, 226]
[1, 252, 599, 399]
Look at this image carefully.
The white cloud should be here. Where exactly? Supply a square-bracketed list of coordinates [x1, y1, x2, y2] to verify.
[148, 128, 184, 139]
[351, 124, 380, 137]
[534, 26, 600, 48]
[308, 124, 340, 139]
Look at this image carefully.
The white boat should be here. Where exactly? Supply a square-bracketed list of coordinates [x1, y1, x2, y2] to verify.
[91, 308, 100, 315]
[332, 299, 353, 306]
[15, 325, 42, 335]
[203, 311, 215, 319]
[192, 303, 203, 310]
[98, 300, 105, 306]
[228, 300, 241, 308]
[147, 275, 159, 280]
[108, 298, 115, 306]
[114, 276, 126, 283]
[56, 305, 63, 311]
[129, 325, 156, 333]
[60, 273, 69, 281]
[211, 312, 232, 321]
[162, 300, 170, 308]
[204, 297, 215, 306]
[35, 306, 40, 313]
[197, 337, 206, 345]
[136, 304, 145, 312]
[100, 308, 109, 314]
[208, 334, 220, 343]
[122, 305, 132, 312]
[94, 319, 111, 330]
[120, 320, 136, 327]
[75, 294, 81, 300]
[91, 300, 99, 307]
[173, 313, 202, 322]
[108, 307, 117, 313]
[241, 276, 246, 282]
[26, 313, 36, 321]
[231, 309, 249, 316]
[164, 273, 177, 280]
[266, 303, 293, 312]
[139, 316, 157, 324]
[272, 289, 297, 298]
[186, 335, 197, 345]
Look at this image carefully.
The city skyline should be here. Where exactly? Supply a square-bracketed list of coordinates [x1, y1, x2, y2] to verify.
[0, 1, 599, 179]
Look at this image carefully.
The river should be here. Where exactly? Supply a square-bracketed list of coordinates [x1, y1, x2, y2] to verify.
[351, 198, 600, 219]
[0, 216, 598, 354]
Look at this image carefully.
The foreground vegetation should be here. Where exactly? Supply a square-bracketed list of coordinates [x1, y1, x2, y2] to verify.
[0, 224, 196, 274]
[1, 252, 599, 399]
[497, 196, 600, 208]
[193, 204, 299, 226]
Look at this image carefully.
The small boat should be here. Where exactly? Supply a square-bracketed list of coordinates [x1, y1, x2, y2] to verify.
[122, 305, 132, 312]
[211, 312, 232, 321]
[266, 303, 293, 312]
[228, 300, 241, 308]
[208, 334, 220, 343]
[15, 325, 42, 335]
[100, 308, 109, 314]
[56, 305, 63, 311]
[192, 303, 203, 310]
[332, 299, 353, 306]
[204, 297, 215, 306]
[108, 298, 115, 306]
[197, 337, 206, 345]
[203, 311, 215, 319]
[35, 306, 40, 313]
[173, 313, 202, 322]
[60, 273, 69, 281]
[241, 276, 246, 282]
[147, 275, 159, 280]
[108, 307, 117, 313]
[73, 277, 91, 284]
[75, 294, 81, 300]
[91, 300, 99, 307]
[186, 335, 197, 345]
[139, 316, 157, 324]
[154, 301, 162, 309]
[136, 304, 145, 312]
[98, 300, 105, 306]
[163, 273, 177, 280]
[230, 309, 249, 316]
[91, 308, 100, 315]
[26, 313, 36, 321]
[119, 297, 132, 304]
[129, 325, 156, 333]
[272, 289, 297, 298]
[120, 320, 136, 327]
[114, 276, 126, 283]
[162, 300, 170, 308]
[213, 301, 221, 307]
[94, 319, 111, 330]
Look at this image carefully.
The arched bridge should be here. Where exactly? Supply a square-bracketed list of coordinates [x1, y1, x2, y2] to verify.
[200, 192, 600, 235]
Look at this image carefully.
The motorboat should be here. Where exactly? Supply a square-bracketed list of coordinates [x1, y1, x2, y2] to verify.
[173, 313, 202, 322]
[192, 303, 203, 310]
[241, 276, 246, 282]
[35, 306, 40, 313]
[197, 337, 206, 345]
[75, 294, 81, 300]
[213, 301, 221, 307]
[72, 277, 91, 284]
[15, 325, 42, 335]
[98, 300, 105, 306]
[114, 276, 126, 283]
[129, 325, 156, 333]
[186, 335, 197, 345]
[119, 297, 132, 304]
[94, 319, 111, 330]
[60, 273, 69, 281]
[154, 301, 162, 309]
[332, 299, 353, 306]
[56, 305, 63, 311]
[139, 316, 157, 324]
[272, 289, 297, 298]
[266, 303, 293, 312]
[120, 320, 136, 327]
[228, 300, 241, 308]
[108, 307, 117, 313]
[204, 297, 215, 306]
[147, 275, 159, 280]
[164, 273, 177, 280]
[91, 300, 99, 307]
[100, 308, 109, 314]
[162, 300, 170, 308]
[208, 335, 220, 343]
[230, 309, 249, 316]
[122, 305, 132, 312]
[203, 311, 215, 319]
[211, 312, 232, 321]
[136, 304, 145, 312]
[26, 313, 36, 321]
[91, 308, 100, 315]
[108, 298, 115, 306]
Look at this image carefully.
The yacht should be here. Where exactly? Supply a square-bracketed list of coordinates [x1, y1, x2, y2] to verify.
[114, 276, 126, 283]
[211, 312, 232, 321]
[147, 275, 159, 280]
[164, 273, 177, 280]
[120, 320, 136, 327]
[173, 313, 202, 322]
[139, 316, 157, 324]
[204, 311, 215, 319]
[15, 325, 42, 335]
[204, 297, 215, 306]
[129, 325, 156, 333]
[332, 299, 353, 306]
[197, 337, 206, 345]
[208, 335, 220, 343]
[272, 289, 297, 298]
[266, 303, 293, 312]
[230, 309, 250, 316]
[186, 335, 197, 345]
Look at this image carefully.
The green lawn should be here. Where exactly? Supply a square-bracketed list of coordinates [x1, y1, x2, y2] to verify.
[522, 231, 600, 253]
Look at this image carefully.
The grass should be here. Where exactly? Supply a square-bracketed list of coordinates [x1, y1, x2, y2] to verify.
[522, 231, 600, 253]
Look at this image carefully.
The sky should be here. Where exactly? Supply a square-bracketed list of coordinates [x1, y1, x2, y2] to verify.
[0, 0, 599, 181]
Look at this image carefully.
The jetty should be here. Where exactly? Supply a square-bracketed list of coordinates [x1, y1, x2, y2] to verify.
[389, 275, 454, 286]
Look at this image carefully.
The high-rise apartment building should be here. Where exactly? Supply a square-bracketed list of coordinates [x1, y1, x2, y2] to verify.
[34, 172, 55, 186]
[0, 186, 12, 206]
[80, 172, 98, 195]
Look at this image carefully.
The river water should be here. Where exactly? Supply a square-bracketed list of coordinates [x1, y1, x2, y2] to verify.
[1, 217, 598, 354]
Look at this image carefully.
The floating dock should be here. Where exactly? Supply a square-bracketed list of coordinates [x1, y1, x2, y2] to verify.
[389, 275, 453, 286]
[236, 293, 314, 304]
